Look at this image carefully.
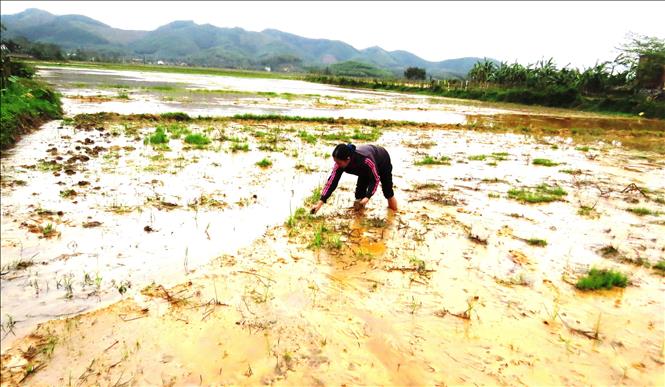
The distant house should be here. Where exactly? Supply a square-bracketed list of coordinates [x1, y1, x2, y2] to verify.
[157, 60, 165, 65]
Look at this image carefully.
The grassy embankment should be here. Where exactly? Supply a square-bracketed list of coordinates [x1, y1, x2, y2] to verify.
[1, 63, 62, 150]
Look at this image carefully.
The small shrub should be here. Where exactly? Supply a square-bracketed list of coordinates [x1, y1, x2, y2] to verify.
[576, 268, 628, 291]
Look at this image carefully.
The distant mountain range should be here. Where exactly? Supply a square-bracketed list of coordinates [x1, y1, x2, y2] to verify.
[1, 8, 496, 78]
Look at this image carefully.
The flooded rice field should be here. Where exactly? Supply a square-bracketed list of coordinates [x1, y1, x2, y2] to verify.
[1, 66, 664, 386]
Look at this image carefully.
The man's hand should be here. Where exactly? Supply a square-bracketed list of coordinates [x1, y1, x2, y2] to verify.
[310, 200, 324, 214]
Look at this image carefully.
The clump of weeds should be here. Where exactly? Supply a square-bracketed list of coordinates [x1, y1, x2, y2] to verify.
[575, 268, 628, 291]
[508, 184, 567, 203]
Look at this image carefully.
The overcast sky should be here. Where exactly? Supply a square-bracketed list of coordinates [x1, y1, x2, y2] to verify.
[1, 1, 664, 69]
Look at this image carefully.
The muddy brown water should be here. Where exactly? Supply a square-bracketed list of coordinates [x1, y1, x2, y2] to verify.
[1, 66, 664, 386]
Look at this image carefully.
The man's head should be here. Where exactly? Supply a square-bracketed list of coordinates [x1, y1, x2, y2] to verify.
[332, 143, 354, 168]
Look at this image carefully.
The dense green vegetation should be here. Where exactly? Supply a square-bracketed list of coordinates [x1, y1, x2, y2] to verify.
[576, 268, 628, 291]
[307, 35, 665, 118]
[0, 59, 62, 149]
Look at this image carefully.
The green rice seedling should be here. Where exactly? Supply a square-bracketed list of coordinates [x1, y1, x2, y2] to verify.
[414, 155, 450, 165]
[561, 169, 583, 175]
[256, 158, 272, 168]
[491, 152, 510, 161]
[533, 158, 560, 167]
[626, 207, 659, 216]
[653, 260, 665, 275]
[161, 123, 191, 139]
[468, 154, 487, 161]
[409, 257, 427, 275]
[286, 207, 307, 228]
[507, 184, 567, 203]
[575, 268, 628, 291]
[575, 146, 590, 152]
[351, 128, 381, 142]
[230, 142, 249, 152]
[328, 234, 343, 249]
[116, 91, 129, 99]
[310, 225, 327, 249]
[526, 238, 547, 247]
[306, 186, 322, 207]
[488, 193, 500, 198]
[144, 127, 169, 145]
[298, 130, 317, 144]
[184, 133, 211, 146]
[551, 144, 559, 150]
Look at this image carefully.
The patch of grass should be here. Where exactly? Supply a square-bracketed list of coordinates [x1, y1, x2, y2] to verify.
[230, 142, 249, 152]
[116, 91, 130, 99]
[159, 123, 191, 139]
[184, 133, 211, 146]
[561, 169, 583, 175]
[526, 238, 547, 247]
[488, 193, 500, 198]
[298, 130, 317, 144]
[414, 155, 450, 165]
[507, 184, 567, 203]
[575, 146, 590, 152]
[533, 158, 560, 167]
[256, 158, 272, 168]
[575, 268, 628, 291]
[468, 154, 487, 161]
[626, 207, 659, 216]
[144, 127, 169, 145]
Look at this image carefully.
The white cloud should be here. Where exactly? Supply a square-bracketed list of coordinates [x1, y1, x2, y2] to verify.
[1, 1, 663, 68]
